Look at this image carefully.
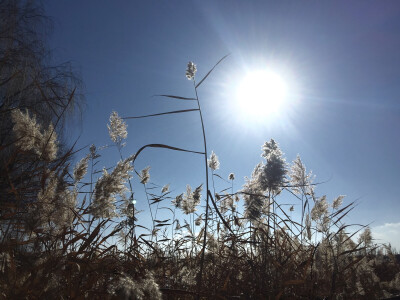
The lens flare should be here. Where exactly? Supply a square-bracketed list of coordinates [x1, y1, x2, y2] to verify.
[237, 70, 287, 116]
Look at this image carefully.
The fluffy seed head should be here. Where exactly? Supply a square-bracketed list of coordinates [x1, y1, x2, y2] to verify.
[359, 227, 372, 246]
[311, 195, 329, 221]
[258, 139, 287, 193]
[89, 144, 100, 159]
[332, 195, 345, 210]
[113, 272, 162, 300]
[107, 111, 127, 145]
[139, 166, 150, 184]
[161, 184, 170, 193]
[193, 184, 203, 204]
[41, 124, 58, 161]
[195, 214, 203, 226]
[208, 151, 220, 171]
[186, 61, 197, 80]
[290, 155, 313, 194]
[172, 193, 183, 209]
[36, 170, 77, 229]
[242, 174, 265, 221]
[73, 154, 90, 183]
[11, 109, 58, 161]
[181, 184, 202, 214]
[91, 158, 133, 218]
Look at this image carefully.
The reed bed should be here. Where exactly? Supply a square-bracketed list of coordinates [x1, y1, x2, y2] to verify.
[1, 58, 400, 300]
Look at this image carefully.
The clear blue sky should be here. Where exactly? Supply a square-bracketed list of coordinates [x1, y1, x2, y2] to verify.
[45, 1, 400, 248]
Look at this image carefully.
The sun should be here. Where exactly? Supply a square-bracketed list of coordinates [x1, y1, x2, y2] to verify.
[237, 70, 287, 117]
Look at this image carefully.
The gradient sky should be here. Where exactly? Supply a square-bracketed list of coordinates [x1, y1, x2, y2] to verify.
[45, 1, 400, 249]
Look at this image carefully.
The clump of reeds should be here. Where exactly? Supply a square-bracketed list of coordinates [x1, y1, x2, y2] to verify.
[1, 56, 400, 300]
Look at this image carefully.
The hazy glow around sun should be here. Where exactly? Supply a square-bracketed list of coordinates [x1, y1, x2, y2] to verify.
[237, 70, 287, 117]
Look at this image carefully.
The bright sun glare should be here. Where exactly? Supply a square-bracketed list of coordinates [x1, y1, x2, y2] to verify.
[237, 70, 287, 117]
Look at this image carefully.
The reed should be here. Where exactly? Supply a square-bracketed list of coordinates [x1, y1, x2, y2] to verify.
[1, 57, 399, 299]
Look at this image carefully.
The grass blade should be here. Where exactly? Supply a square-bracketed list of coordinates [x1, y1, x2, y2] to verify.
[195, 54, 230, 89]
[132, 143, 205, 164]
[208, 190, 235, 235]
[123, 109, 199, 119]
[154, 94, 197, 100]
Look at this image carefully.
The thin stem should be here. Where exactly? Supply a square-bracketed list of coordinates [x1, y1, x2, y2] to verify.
[211, 170, 216, 238]
[117, 146, 136, 242]
[144, 183, 155, 241]
[89, 155, 94, 235]
[193, 79, 210, 299]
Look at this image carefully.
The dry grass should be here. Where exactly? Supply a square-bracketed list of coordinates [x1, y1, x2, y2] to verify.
[0, 3, 399, 297]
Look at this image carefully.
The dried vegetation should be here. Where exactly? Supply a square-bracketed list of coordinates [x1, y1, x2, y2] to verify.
[1, 1, 399, 299]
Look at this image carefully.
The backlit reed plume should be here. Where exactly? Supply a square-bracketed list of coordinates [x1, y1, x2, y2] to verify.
[208, 150, 220, 171]
[359, 227, 372, 247]
[332, 195, 345, 210]
[186, 61, 197, 80]
[290, 154, 314, 194]
[36, 170, 77, 228]
[73, 154, 90, 183]
[181, 184, 202, 214]
[259, 139, 287, 193]
[112, 272, 162, 300]
[11, 108, 58, 161]
[107, 111, 127, 146]
[195, 214, 203, 226]
[311, 195, 329, 221]
[161, 184, 170, 193]
[242, 164, 265, 221]
[172, 193, 183, 209]
[139, 166, 150, 184]
[91, 157, 133, 218]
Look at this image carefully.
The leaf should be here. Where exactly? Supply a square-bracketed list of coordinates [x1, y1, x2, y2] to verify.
[94, 225, 123, 251]
[157, 238, 170, 242]
[140, 236, 157, 252]
[218, 187, 231, 193]
[98, 245, 117, 257]
[339, 245, 366, 257]
[208, 190, 234, 235]
[123, 109, 199, 119]
[159, 206, 174, 213]
[213, 173, 229, 183]
[195, 54, 230, 89]
[62, 233, 86, 252]
[77, 220, 105, 254]
[135, 224, 150, 230]
[155, 223, 171, 227]
[154, 94, 197, 101]
[154, 219, 170, 223]
[132, 144, 204, 165]
[139, 233, 151, 238]
[342, 255, 364, 271]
